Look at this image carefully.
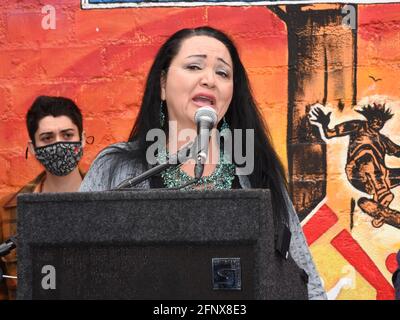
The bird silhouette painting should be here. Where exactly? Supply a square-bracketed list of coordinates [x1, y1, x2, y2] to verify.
[369, 75, 382, 82]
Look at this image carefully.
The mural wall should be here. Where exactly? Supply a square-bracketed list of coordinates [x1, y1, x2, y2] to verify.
[0, 0, 399, 299]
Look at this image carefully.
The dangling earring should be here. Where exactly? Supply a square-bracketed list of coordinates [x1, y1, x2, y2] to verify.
[85, 136, 95, 145]
[221, 117, 230, 131]
[160, 100, 166, 127]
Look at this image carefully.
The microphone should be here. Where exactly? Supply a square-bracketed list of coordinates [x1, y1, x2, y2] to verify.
[194, 106, 218, 179]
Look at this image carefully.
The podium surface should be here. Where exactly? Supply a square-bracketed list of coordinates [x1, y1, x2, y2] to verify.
[16, 189, 308, 299]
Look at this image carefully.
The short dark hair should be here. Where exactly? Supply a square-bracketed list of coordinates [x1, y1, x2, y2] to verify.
[26, 96, 83, 145]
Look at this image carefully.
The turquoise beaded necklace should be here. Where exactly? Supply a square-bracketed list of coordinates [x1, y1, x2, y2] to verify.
[157, 147, 235, 190]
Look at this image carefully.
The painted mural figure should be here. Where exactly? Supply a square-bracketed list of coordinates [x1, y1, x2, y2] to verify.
[311, 103, 400, 229]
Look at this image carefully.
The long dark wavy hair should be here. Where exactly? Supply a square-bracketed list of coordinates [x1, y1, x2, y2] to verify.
[129, 26, 290, 225]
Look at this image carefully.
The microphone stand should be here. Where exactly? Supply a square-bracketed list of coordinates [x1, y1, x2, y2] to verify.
[114, 140, 197, 190]
[0, 267, 17, 280]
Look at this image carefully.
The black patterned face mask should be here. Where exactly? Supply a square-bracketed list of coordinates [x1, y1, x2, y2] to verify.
[34, 141, 83, 176]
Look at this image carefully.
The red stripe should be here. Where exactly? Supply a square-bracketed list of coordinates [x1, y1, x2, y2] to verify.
[331, 230, 395, 300]
[302, 204, 338, 246]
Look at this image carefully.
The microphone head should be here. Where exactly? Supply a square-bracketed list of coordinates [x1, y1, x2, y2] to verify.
[194, 106, 218, 127]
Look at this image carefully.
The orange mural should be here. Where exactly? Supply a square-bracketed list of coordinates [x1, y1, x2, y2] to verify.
[0, 1, 399, 299]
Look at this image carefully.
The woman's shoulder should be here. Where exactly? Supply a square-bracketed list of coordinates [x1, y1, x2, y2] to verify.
[92, 140, 142, 165]
[80, 140, 145, 191]
[96, 140, 140, 157]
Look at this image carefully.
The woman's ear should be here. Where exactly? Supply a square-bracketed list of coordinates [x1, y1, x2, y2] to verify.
[81, 130, 86, 148]
[160, 71, 166, 101]
[28, 141, 35, 156]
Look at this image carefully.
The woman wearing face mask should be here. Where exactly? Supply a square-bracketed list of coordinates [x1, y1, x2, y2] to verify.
[25, 96, 85, 192]
[80, 26, 326, 300]
[0, 95, 85, 300]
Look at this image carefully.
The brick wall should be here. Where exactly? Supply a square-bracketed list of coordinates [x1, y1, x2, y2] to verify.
[0, 2, 288, 197]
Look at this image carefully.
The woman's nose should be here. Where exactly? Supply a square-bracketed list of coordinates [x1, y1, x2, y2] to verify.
[200, 69, 216, 88]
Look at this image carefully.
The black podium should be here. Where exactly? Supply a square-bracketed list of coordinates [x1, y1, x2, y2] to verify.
[16, 189, 308, 300]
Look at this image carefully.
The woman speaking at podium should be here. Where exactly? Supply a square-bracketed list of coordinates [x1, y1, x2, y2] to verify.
[80, 26, 326, 300]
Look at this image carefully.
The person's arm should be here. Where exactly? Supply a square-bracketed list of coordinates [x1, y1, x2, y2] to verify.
[381, 135, 400, 157]
[310, 107, 336, 138]
[79, 143, 146, 192]
[281, 186, 328, 300]
[310, 107, 360, 139]
[0, 199, 10, 300]
[79, 149, 115, 192]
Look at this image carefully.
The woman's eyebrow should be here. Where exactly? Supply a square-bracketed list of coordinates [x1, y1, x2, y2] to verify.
[60, 128, 75, 133]
[39, 128, 74, 137]
[39, 131, 54, 137]
[185, 54, 206, 60]
[185, 54, 231, 68]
